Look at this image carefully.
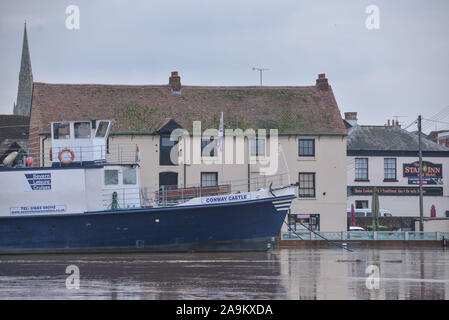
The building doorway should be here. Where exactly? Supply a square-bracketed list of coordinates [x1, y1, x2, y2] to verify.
[159, 172, 178, 190]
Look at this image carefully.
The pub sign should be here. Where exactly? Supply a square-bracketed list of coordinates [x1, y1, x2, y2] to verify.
[403, 161, 443, 185]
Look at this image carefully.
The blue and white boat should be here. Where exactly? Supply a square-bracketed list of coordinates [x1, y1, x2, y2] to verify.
[0, 120, 295, 254]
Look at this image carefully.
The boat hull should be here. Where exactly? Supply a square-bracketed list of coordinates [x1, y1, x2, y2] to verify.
[0, 195, 293, 254]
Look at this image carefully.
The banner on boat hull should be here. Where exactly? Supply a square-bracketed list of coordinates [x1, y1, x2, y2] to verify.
[10, 205, 67, 215]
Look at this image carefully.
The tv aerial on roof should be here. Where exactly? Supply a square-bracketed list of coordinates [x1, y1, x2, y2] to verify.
[252, 67, 269, 86]
[392, 115, 408, 127]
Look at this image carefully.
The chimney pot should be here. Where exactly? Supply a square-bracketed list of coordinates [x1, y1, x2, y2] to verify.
[388, 120, 391, 126]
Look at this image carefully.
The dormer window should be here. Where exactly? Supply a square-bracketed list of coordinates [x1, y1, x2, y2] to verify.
[157, 119, 182, 166]
[74, 122, 91, 139]
[53, 123, 70, 140]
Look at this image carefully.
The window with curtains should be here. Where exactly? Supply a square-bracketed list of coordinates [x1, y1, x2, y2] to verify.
[384, 158, 397, 180]
[355, 158, 368, 181]
[298, 173, 315, 198]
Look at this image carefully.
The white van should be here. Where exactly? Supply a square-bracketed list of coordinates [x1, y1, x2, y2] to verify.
[347, 208, 392, 217]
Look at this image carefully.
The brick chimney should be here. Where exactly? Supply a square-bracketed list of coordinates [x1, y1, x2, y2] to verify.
[316, 73, 329, 91]
[169, 71, 181, 93]
[344, 112, 358, 127]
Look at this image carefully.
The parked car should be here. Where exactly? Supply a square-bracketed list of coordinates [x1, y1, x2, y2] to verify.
[349, 226, 365, 231]
[347, 208, 392, 217]
[347, 226, 371, 239]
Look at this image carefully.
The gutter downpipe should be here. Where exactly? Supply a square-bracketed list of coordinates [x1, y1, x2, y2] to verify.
[279, 143, 291, 185]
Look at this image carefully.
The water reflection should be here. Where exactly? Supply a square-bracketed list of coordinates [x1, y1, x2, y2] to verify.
[0, 249, 447, 300]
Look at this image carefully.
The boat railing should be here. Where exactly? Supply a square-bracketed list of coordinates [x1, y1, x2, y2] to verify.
[106, 144, 140, 165]
[98, 172, 291, 210]
[141, 172, 292, 207]
[0, 144, 140, 168]
[101, 187, 142, 210]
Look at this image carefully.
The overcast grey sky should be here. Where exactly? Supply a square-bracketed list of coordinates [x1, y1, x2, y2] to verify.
[1, 0, 448, 132]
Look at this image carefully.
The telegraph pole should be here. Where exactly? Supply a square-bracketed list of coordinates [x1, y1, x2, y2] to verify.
[418, 115, 424, 232]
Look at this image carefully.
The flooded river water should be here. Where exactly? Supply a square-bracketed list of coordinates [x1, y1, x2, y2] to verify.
[0, 248, 448, 299]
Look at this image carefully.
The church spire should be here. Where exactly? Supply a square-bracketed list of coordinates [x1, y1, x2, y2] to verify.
[14, 22, 33, 116]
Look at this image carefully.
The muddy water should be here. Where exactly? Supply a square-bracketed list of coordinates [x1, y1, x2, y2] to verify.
[0, 249, 447, 299]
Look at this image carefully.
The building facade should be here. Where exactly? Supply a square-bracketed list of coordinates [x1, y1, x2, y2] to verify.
[28, 72, 348, 231]
[436, 131, 449, 148]
[346, 113, 449, 218]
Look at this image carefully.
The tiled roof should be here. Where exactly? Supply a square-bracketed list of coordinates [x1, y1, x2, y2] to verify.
[0, 115, 29, 140]
[29, 81, 346, 136]
[348, 125, 449, 152]
[427, 130, 449, 142]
